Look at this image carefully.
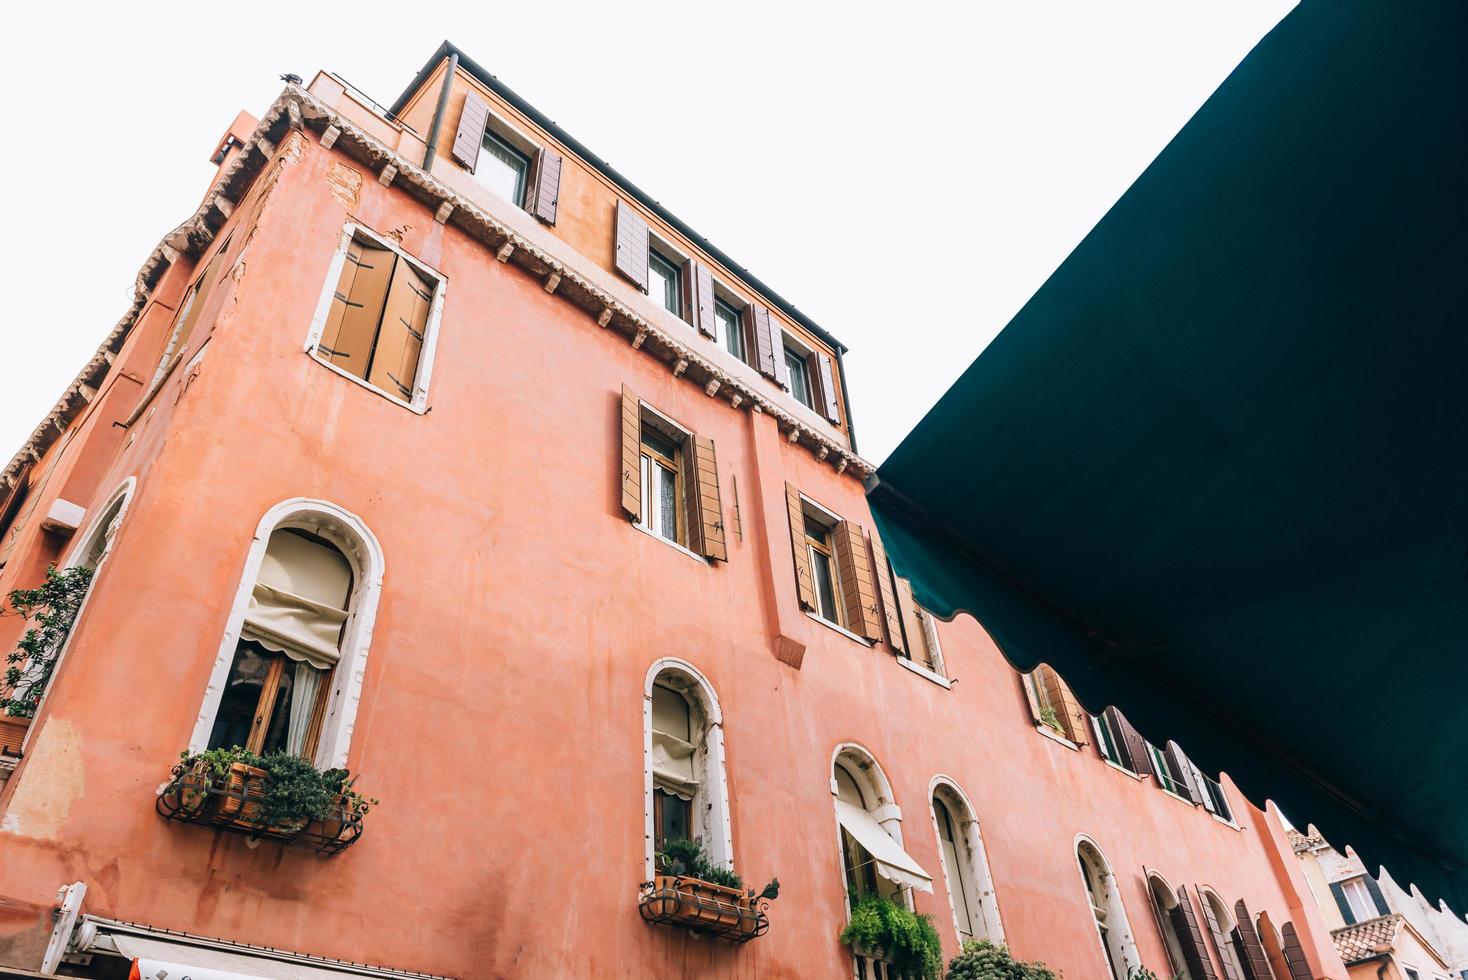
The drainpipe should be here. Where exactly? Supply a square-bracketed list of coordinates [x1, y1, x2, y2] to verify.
[834, 348, 859, 456]
[420, 51, 459, 172]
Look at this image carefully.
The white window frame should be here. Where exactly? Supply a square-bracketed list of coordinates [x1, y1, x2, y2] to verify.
[187, 498, 384, 769]
[303, 222, 447, 415]
[1339, 876, 1378, 923]
[631, 403, 708, 565]
[780, 330, 817, 407]
[929, 776, 1005, 946]
[1076, 836, 1143, 979]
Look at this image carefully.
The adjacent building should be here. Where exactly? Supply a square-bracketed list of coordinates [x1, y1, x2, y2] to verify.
[0, 43, 1352, 979]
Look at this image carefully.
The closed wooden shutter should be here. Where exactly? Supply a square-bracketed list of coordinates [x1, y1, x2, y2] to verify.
[867, 531, 906, 654]
[833, 520, 882, 640]
[172, 248, 227, 357]
[526, 148, 563, 224]
[0, 463, 33, 541]
[691, 436, 726, 561]
[817, 352, 841, 423]
[1020, 672, 1044, 722]
[785, 483, 815, 610]
[1107, 706, 1149, 774]
[614, 200, 650, 290]
[620, 386, 642, 521]
[1144, 872, 1186, 980]
[1173, 887, 1221, 980]
[680, 440, 703, 554]
[1327, 882, 1353, 924]
[1199, 889, 1244, 980]
[1232, 901, 1274, 980]
[1038, 666, 1089, 745]
[1362, 875, 1388, 917]
[1277, 923, 1313, 980]
[745, 302, 780, 379]
[682, 261, 716, 338]
[320, 238, 396, 379]
[365, 258, 432, 401]
[451, 92, 490, 171]
[1166, 742, 1204, 804]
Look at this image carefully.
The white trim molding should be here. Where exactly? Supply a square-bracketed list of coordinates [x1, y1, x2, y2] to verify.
[928, 775, 1005, 946]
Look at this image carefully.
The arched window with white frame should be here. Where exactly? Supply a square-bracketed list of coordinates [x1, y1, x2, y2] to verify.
[189, 499, 383, 769]
[929, 778, 1003, 946]
[643, 659, 732, 875]
[1198, 886, 1246, 980]
[1077, 838, 1142, 980]
[1146, 871, 1211, 980]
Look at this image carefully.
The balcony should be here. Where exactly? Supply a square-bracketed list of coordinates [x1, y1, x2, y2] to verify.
[638, 875, 770, 943]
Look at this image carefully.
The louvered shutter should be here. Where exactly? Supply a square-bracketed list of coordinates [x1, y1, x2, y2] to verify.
[867, 531, 906, 654]
[320, 239, 396, 379]
[526, 148, 562, 224]
[1144, 873, 1186, 980]
[1328, 882, 1353, 924]
[1278, 923, 1313, 980]
[614, 200, 650, 290]
[365, 259, 432, 401]
[1232, 901, 1275, 980]
[171, 248, 227, 360]
[680, 440, 704, 553]
[1107, 707, 1149, 775]
[1362, 876, 1388, 916]
[1166, 742, 1204, 804]
[1199, 889, 1244, 980]
[817, 352, 841, 423]
[745, 302, 780, 379]
[683, 261, 715, 339]
[676, 260, 698, 327]
[1173, 887, 1221, 980]
[690, 436, 726, 561]
[785, 483, 815, 609]
[0, 463, 32, 539]
[451, 92, 490, 171]
[620, 386, 642, 521]
[833, 519, 882, 640]
[1039, 666, 1089, 745]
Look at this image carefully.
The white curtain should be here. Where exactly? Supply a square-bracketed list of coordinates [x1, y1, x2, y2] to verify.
[286, 662, 325, 757]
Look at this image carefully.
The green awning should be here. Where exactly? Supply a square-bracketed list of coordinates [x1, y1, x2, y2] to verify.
[868, 0, 1467, 913]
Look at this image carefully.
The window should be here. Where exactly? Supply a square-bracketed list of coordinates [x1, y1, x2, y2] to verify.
[310, 226, 443, 409]
[931, 784, 1002, 945]
[805, 516, 843, 626]
[207, 529, 351, 759]
[1147, 742, 1188, 797]
[476, 129, 530, 207]
[1147, 875, 1199, 980]
[639, 426, 685, 546]
[620, 388, 728, 562]
[1092, 711, 1125, 766]
[784, 486, 885, 642]
[1336, 875, 1384, 924]
[1404, 969, 1421, 980]
[1077, 841, 1140, 980]
[833, 747, 932, 903]
[645, 661, 732, 874]
[1023, 664, 1087, 743]
[648, 248, 681, 317]
[1198, 888, 1246, 980]
[716, 299, 744, 362]
[785, 344, 813, 408]
[153, 244, 229, 388]
[1190, 764, 1234, 822]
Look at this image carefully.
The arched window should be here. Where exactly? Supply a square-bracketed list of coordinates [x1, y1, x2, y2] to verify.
[643, 660, 732, 874]
[1199, 887, 1246, 980]
[1077, 839, 1141, 980]
[1256, 910, 1292, 980]
[1147, 873, 1203, 980]
[832, 746, 933, 904]
[931, 780, 1003, 945]
[190, 499, 383, 769]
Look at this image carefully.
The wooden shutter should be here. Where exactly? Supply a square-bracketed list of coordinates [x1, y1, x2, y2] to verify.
[1166, 742, 1205, 804]
[1044, 667, 1089, 744]
[451, 92, 490, 171]
[745, 302, 780, 379]
[680, 440, 704, 554]
[1020, 671, 1044, 721]
[170, 247, 227, 360]
[620, 386, 642, 521]
[1362, 875, 1388, 917]
[682, 261, 716, 339]
[833, 519, 882, 640]
[319, 238, 396, 380]
[1232, 901, 1275, 980]
[867, 532, 906, 654]
[1144, 874, 1186, 980]
[1327, 882, 1353, 924]
[614, 200, 650, 290]
[1173, 887, 1221, 980]
[785, 483, 815, 610]
[1277, 923, 1313, 980]
[816, 352, 841, 423]
[1199, 889, 1245, 980]
[365, 258, 432, 401]
[1106, 706, 1149, 774]
[526, 148, 562, 224]
[691, 436, 726, 561]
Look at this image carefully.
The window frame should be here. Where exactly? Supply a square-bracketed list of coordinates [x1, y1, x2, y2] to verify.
[208, 640, 333, 759]
[714, 297, 744, 362]
[1339, 876, 1379, 923]
[643, 659, 733, 877]
[804, 514, 844, 628]
[647, 246, 683, 318]
[304, 222, 447, 414]
[784, 343, 814, 408]
[1092, 712, 1125, 766]
[1146, 741, 1190, 799]
[478, 128, 531, 208]
[638, 426, 686, 547]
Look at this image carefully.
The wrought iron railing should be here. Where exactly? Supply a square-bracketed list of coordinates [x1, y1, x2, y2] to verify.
[638, 875, 770, 943]
[156, 760, 362, 855]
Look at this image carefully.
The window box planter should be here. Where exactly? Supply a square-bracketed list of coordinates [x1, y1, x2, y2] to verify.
[638, 875, 770, 943]
[157, 758, 364, 855]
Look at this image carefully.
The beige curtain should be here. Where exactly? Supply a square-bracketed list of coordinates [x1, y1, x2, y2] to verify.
[651, 685, 698, 801]
[241, 530, 351, 670]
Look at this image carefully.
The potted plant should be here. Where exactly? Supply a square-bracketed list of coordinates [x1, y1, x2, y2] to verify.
[639, 838, 778, 942]
[944, 940, 1057, 980]
[839, 893, 943, 979]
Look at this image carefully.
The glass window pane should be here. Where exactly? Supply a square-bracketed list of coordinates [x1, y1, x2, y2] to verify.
[656, 788, 690, 847]
[648, 251, 681, 315]
[478, 133, 529, 206]
[785, 347, 811, 406]
[812, 548, 839, 622]
[259, 666, 296, 755]
[657, 462, 678, 541]
[716, 302, 743, 361]
[208, 642, 271, 750]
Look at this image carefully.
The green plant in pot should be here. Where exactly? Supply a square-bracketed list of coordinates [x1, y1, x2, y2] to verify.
[839, 893, 943, 979]
[655, 838, 779, 902]
[944, 939, 1057, 980]
[175, 746, 377, 832]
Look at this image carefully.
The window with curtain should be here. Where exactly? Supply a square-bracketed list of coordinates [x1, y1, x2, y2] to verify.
[207, 528, 351, 760]
[648, 249, 681, 317]
[650, 683, 697, 851]
[476, 129, 530, 207]
[639, 425, 685, 546]
[1078, 842, 1137, 980]
[934, 797, 977, 941]
[716, 299, 744, 362]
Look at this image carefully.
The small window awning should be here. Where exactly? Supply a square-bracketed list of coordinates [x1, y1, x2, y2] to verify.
[867, 0, 1467, 915]
[835, 799, 934, 893]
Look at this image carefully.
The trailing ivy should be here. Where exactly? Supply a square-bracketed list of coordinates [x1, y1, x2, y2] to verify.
[839, 894, 943, 979]
[2, 565, 93, 718]
[944, 940, 1057, 980]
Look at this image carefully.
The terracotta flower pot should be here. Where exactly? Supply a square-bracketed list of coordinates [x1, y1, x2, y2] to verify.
[213, 761, 268, 827]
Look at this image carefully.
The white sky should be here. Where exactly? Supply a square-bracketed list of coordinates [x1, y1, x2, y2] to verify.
[0, 0, 1294, 466]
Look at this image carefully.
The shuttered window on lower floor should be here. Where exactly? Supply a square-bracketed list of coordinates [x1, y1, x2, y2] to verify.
[784, 486, 884, 642]
[315, 229, 441, 406]
[620, 387, 726, 562]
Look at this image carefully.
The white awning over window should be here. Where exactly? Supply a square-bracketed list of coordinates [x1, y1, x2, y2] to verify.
[240, 530, 351, 669]
[835, 799, 934, 893]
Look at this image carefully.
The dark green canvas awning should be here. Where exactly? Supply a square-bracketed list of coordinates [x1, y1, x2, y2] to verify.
[868, 0, 1467, 913]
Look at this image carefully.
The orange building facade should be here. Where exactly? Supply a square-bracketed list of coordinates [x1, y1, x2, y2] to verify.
[0, 45, 1350, 980]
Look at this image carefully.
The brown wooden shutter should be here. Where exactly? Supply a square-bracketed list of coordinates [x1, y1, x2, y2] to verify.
[1020, 672, 1044, 722]
[1173, 887, 1221, 980]
[691, 436, 726, 561]
[745, 302, 780, 379]
[614, 200, 650, 290]
[1232, 901, 1274, 980]
[365, 259, 432, 401]
[785, 483, 815, 610]
[683, 261, 716, 339]
[170, 248, 227, 359]
[1166, 742, 1205, 804]
[320, 238, 396, 380]
[1106, 706, 1149, 774]
[1277, 922, 1313, 980]
[817, 352, 841, 423]
[1037, 666, 1089, 745]
[620, 386, 642, 521]
[451, 92, 490, 171]
[1144, 872, 1186, 980]
[1199, 889, 1245, 980]
[680, 440, 703, 553]
[526, 148, 562, 224]
[867, 532, 906, 654]
[676, 260, 698, 327]
[833, 520, 883, 640]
